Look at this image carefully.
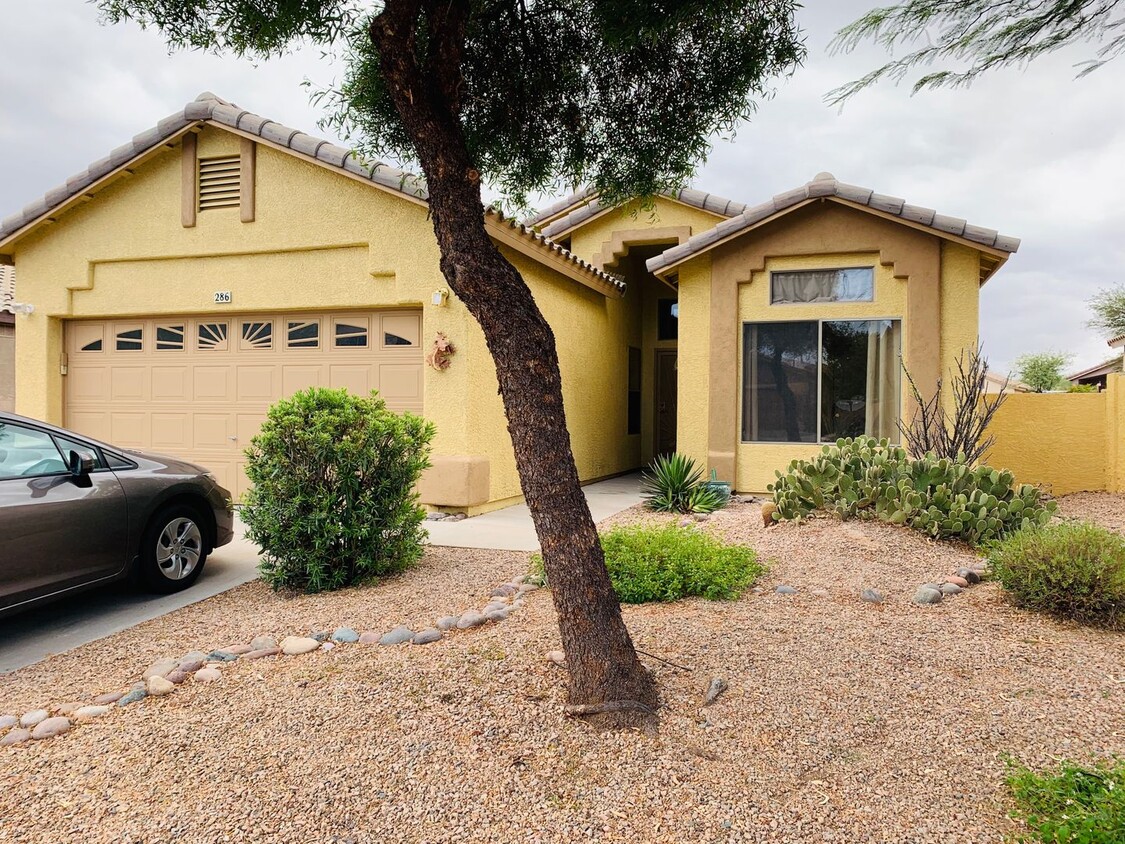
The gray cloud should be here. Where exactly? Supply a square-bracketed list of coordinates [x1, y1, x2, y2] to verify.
[1, 0, 1121, 374]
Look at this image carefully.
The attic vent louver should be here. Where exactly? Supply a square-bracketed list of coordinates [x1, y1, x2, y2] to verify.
[198, 155, 241, 210]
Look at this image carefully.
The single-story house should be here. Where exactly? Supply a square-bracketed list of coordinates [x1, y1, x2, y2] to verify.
[0, 93, 1019, 510]
[1068, 355, 1124, 391]
[1, 265, 14, 411]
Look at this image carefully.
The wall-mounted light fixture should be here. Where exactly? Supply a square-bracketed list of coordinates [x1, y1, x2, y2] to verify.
[10, 302, 34, 316]
[431, 288, 449, 307]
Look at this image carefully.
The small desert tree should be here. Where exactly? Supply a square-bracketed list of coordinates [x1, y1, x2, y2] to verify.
[1089, 283, 1125, 340]
[899, 346, 1007, 464]
[1015, 351, 1072, 392]
[97, 0, 805, 728]
[829, 0, 1125, 102]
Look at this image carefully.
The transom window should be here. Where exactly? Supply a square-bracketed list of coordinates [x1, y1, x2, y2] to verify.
[742, 319, 901, 443]
[770, 267, 874, 305]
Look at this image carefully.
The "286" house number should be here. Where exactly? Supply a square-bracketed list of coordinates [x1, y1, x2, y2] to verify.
[213, 291, 232, 304]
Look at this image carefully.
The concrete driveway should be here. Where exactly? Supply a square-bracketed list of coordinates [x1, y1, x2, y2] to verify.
[0, 474, 642, 673]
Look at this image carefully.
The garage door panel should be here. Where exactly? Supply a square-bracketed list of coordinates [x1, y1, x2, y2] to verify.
[150, 413, 189, 450]
[110, 367, 148, 402]
[151, 366, 191, 402]
[282, 364, 324, 397]
[65, 310, 423, 493]
[330, 364, 372, 396]
[193, 366, 234, 402]
[110, 412, 148, 447]
[236, 366, 277, 401]
[193, 414, 233, 450]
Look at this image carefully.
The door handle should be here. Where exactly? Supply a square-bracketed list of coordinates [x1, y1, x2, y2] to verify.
[228, 436, 238, 442]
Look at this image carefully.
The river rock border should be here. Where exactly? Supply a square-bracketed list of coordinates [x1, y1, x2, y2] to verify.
[912, 561, 989, 605]
[0, 573, 543, 748]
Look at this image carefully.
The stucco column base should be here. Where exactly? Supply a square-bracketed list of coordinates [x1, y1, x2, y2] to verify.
[708, 450, 736, 485]
[418, 455, 491, 508]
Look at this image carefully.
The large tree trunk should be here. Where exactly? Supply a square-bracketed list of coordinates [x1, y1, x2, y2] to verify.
[370, 0, 657, 728]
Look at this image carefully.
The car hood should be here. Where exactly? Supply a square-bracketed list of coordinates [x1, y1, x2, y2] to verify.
[121, 447, 215, 477]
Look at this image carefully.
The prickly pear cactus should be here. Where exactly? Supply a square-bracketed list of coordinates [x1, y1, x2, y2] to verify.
[766, 437, 1055, 544]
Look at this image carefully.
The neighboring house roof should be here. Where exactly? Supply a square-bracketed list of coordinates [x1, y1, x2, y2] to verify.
[0, 93, 623, 297]
[531, 186, 749, 239]
[645, 172, 1020, 281]
[1067, 354, 1124, 383]
[0, 265, 13, 314]
[984, 371, 1027, 393]
[1110, 333, 1125, 349]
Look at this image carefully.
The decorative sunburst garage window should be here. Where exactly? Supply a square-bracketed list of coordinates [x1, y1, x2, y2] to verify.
[240, 321, 273, 350]
[197, 322, 229, 352]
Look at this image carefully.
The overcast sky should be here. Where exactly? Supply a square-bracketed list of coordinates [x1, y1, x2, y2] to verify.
[1, 0, 1122, 374]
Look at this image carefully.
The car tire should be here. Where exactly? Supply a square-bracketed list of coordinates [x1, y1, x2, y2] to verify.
[139, 504, 209, 593]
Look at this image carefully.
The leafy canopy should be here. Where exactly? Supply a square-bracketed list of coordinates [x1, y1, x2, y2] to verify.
[1089, 283, 1125, 339]
[1015, 350, 1072, 392]
[99, 0, 805, 208]
[829, 0, 1125, 103]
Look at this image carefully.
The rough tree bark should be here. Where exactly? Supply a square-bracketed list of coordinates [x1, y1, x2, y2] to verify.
[370, 0, 658, 728]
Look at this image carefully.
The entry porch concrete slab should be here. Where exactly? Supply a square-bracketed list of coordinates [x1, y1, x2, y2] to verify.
[424, 473, 643, 552]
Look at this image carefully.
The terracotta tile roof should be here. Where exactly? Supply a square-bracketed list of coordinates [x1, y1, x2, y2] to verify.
[0, 265, 13, 314]
[1109, 334, 1125, 349]
[0, 93, 623, 294]
[529, 186, 748, 238]
[645, 172, 1021, 276]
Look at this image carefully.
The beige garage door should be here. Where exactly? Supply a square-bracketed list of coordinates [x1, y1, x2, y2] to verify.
[64, 310, 423, 497]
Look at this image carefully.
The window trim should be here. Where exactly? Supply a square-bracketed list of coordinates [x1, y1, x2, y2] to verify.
[768, 266, 876, 306]
[740, 316, 903, 445]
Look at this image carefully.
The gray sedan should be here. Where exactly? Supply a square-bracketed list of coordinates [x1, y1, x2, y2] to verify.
[0, 412, 234, 619]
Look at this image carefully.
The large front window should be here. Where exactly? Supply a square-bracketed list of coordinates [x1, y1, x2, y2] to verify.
[742, 319, 901, 443]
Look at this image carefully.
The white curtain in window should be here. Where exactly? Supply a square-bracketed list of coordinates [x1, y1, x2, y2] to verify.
[864, 320, 901, 440]
[771, 268, 874, 304]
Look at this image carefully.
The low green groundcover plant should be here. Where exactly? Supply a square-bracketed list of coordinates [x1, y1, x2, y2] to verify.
[532, 524, 762, 603]
[1007, 757, 1125, 844]
[242, 387, 435, 593]
[641, 453, 725, 514]
[987, 522, 1125, 629]
[768, 436, 1055, 546]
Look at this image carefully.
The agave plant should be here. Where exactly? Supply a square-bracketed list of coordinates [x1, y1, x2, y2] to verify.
[641, 453, 721, 514]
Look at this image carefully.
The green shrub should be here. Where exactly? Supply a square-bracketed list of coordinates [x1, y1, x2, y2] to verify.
[641, 453, 724, 514]
[242, 387, 435, 592]
[987, 522, 1125, 628]
[532, 525, 762, 603]
[1007, 757, 1125, 844]
[768, 436, 1055, 546]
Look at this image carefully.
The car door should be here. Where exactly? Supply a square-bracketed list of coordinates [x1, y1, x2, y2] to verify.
[0, 420, 129, 611]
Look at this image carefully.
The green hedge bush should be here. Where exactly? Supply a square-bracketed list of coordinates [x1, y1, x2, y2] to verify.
[768, 436, 1055, 545]
[242, 387, 435, 592]
[533, 524, 762, 603]
[987, 522, 1125, 629]
[1007, 757, 1125, 844]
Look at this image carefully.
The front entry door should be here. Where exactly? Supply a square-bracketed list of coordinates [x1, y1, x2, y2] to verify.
[655, 350, 678, 456]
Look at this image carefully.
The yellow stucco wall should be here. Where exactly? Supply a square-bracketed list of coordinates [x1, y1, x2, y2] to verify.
[939, 242, 981, 396]
[8, 124, 640, 509]
[730, 252, 909, 492]
[1107, 374, 1125, 493]
[986, 392, 1108, 495]
[565, 197, 724, 265]
[675, 254, 712, 463]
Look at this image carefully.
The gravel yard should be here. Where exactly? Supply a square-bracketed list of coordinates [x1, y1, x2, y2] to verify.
[2, 496, 1123, 843]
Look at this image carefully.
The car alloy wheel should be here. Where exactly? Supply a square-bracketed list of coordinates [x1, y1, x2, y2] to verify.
[155, 516, 203, 581]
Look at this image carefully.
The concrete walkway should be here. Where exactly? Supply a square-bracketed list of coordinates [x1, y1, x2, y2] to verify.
[424, 473, 644, 552]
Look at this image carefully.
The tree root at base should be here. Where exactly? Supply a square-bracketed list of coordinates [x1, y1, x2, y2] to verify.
[562, 699, 658, 717]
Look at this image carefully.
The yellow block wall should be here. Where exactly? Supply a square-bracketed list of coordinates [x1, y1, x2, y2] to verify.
[733, 252, 910, 493]
[8, 124, 638, 508]
[985, 373, 1125, 496]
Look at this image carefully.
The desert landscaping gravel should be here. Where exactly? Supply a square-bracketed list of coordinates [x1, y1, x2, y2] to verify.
[1, 495, 1123, 843]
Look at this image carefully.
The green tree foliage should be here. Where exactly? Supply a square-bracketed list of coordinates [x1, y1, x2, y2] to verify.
[95, 0, 804, 725]
[1089, 283, 1125, 340]
[1015, 351, 1072, 392]
[242, 388, 435, 593]
[828, 0, 1125, 102]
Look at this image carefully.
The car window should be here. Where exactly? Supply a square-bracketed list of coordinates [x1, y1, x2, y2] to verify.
[0, 422, 68, 479]
[104, 451, 135, 471]
[52, 433, 104, 470]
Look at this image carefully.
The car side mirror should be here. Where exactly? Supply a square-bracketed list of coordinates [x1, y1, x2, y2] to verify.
[69, 449, 96, 479]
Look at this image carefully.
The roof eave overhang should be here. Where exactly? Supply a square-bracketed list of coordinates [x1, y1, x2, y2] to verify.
[649, 196, 1014, 281]
[0, 122, 201, 256]
[486, 215, 624, 298]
